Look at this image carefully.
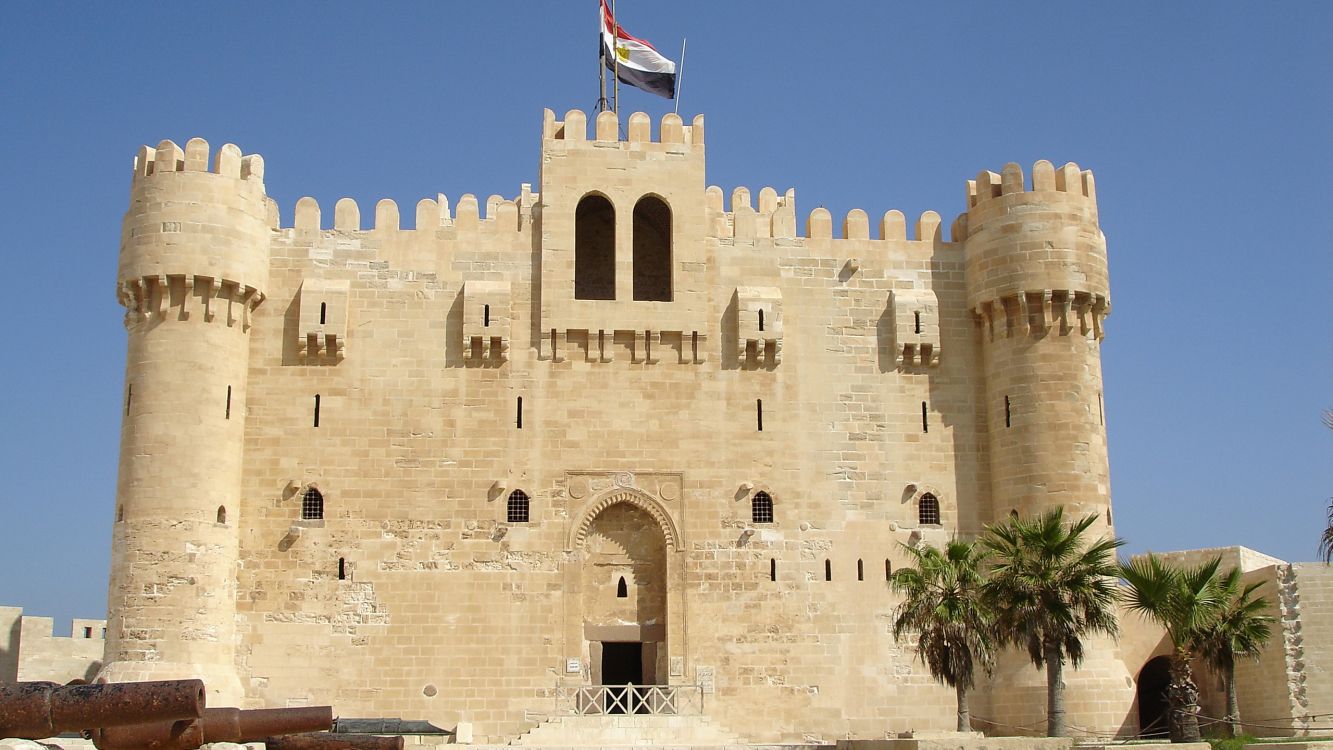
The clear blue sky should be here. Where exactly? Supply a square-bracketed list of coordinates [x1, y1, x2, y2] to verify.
[1, 3, 1329, 632]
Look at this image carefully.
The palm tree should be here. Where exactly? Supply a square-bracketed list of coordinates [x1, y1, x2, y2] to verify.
[981, 509, 1124, 738]
[1119, 553, 1225, 743]
[891, 540, 995, 731]
[1195, 566, 1274, 738]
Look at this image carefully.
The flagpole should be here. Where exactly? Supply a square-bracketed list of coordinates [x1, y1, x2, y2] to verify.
[611, 0, 619, 118]
[674, 38, 686, 115]
[597, 1, 607, 112]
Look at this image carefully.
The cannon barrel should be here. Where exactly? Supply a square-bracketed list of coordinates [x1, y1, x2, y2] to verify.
[90, 706, 333, 750]
[264, 733, 406, 750]
[0, 680, 206, 739]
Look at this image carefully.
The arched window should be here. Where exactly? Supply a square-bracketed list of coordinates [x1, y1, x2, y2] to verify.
[751, 491, 773, 524]
[507, 489, 530, 523]
[575, 194, 615, 300]
[301, 488, 324, 520]
[918, 493, 940, 525]
[616, 576, 628, 598]
[632, 195, 672, 301]
[216, 506, 227, 524]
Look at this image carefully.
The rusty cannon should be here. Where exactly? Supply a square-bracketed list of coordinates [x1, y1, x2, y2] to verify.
[0, 680, 206, 739]
[264, 733, 406, 750]
[89, 705, 333, 750]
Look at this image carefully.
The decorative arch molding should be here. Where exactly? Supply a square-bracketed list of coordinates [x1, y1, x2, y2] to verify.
[569, 488, 680, 551]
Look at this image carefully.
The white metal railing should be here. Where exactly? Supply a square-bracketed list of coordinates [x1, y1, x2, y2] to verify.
[563, 684, 704, 715]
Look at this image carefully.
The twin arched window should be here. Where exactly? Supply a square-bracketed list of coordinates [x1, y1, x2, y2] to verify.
[507, 489, 530, 523]
[574, 194, 672, 301]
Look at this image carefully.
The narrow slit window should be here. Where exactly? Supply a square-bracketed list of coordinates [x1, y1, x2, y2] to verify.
[824, 559, 832, 581]
[225, 385, 232, 420]
[616, 576, 628, 598]
[919, 493, 940, 525]
[125, 384, 132, 415]
[313, 394, 321, 427]
[1004, 395, 1011, 428]
[751, 491, 774, 524]
[1106, 508, 1113, 526]
[483, 304, 490, 327]
[914, 310, 922, 334]
[516, 397, 523, 429]
[1098, 393, 1104, 425]
[116, 506, 124, 522]
[216, 506, 226, 524]
[338, 557, 346, 580]
[770, 558, 777, 582]
[857, 559, 864, 581]
[921, 401, 929, 433]
[756, 399, 763, 432]
[758, 309, 765, 332]
[319, 302, 327, 325]
[507, 489, 530, 523]
[301, 488, 324, 520]
[885, 559, 892, 581]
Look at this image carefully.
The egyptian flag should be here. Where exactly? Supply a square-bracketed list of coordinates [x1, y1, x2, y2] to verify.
[600, 0, 676, 99]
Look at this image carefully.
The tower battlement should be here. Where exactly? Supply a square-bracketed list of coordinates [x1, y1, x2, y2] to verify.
[132, 137, 266, 184]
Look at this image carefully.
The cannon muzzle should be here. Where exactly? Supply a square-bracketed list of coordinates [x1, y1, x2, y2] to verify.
[90, 706, 333, 750]
[264, 733, 406, 750]
[0, 680, 206, 739]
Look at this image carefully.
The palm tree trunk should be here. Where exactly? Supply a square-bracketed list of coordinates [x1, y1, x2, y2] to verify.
[1045, 641, 1066, 737]
[1225, 661, 1240, 738]
[1167, 650, 1202, 743]
[956, 682, 970, 732]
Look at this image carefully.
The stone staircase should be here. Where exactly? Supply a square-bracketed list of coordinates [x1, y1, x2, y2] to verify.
[509, 713, 746, 747]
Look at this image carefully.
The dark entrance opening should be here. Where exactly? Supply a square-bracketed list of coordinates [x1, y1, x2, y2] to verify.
[601, 641, 644, 714]
[1138, 655, 1172, 738]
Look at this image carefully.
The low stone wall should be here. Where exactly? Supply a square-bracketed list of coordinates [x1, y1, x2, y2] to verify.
[837, 736, 1072, 750]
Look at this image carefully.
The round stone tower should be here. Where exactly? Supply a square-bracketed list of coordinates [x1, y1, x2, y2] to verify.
[101, 138, 269, 706]
[963, 160, 1132, 733]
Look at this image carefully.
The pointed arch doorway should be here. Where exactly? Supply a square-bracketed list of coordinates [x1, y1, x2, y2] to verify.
[566, 489, 684, 712]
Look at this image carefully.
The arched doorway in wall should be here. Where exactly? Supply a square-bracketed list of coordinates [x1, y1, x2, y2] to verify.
[1137, 655, 1172, 738]
[569, 490, 681, 714]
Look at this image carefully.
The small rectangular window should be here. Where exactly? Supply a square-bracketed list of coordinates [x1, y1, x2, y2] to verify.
[83, 627, 92, 639]
[319, 302, 327, 325]
[914, 311, 922, 334]
[824, 559, 832, 581]
[758, 309, 765, 332]
[885, 559, 892, 581]
[516, 397, 523, 429]
[313, 394, 321, 428]
[770, 558, 777, 582]
[857, 559, 864, 581]
[921, 401, 928, 433]
[756, 399, 763, 432]
[483, 304, 491, 328]
[1004, 395, 1011, 428]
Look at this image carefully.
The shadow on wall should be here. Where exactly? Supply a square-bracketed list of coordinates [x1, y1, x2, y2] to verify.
[1, 614, 18, 681]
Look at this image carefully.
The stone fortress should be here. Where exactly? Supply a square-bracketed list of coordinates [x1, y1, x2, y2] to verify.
[78, 108, 1333, 744]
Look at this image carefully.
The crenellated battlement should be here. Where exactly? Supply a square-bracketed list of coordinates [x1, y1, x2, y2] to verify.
[965, 160, 1096, 214]
[541, 108, 704, 148]
[286, 186, 536, 234]
[131, 137, 266, 186]
[706, 185, 952, 243]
